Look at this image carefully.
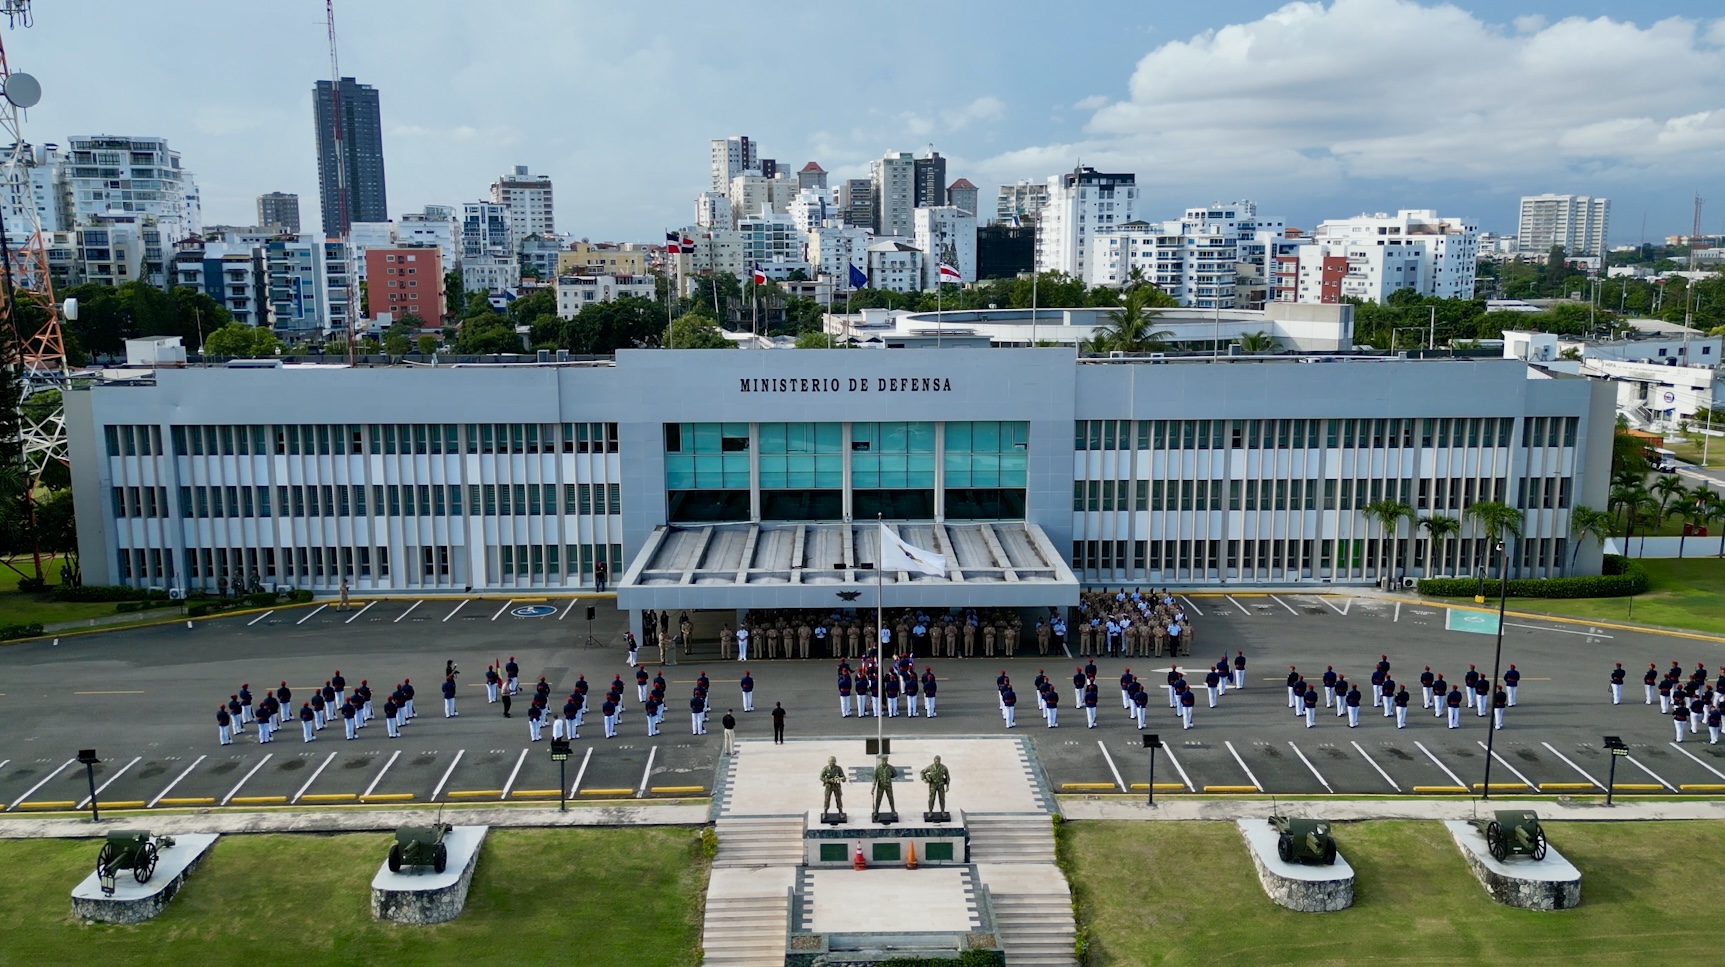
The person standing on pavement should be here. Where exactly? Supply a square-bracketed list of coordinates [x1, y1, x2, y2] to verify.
[1504, 664, 1521, 706]
[1432, 673, 1448, 718]
[239, 683, 254, 724]
[384, 695, 401, 738]
[1292, 676, 1309, 717]
[1644, 663, 1659, 705]
[1380, 673, 1396, 718]
[735, 625, 750, 662]
[837, 667, 852, 717]
[485, 665, 501, 704]
[922, 669, 938, 718]
[340, 700, 357, 740]
[1419, 666, 1434, 710]
[1492, 687, 1508, 730]
[1002, 684, 1017, 729]
[1394, 685, 1410, 729]
[1044, 685, 1060, 728]
[771, 702, 786, 744]
[1446, 685, 1464, 729]
[1204, 668, 1221, 709]
[1472, 675, 1489, 717]
[227, 695, 245, 736]
[721, 709, 738, 753]
[310, 689, 327, 731]
[505, 657, 520, 696]
[1708, 705, 1722, 745]
[501, 685, 513, 718]
[299, 702, 316, 743]
[1303, 686, 1318, 728]
[602, 696, 618, 739]
[644, 694, 661, 736]
[1333, 674, 1348, 718]
[1074, 667, 1089, 711]
[1084, 682, 1099, 728]
[595, 559, 608, 593]
[216, 705, 233, 745]
[1346, 685, 1362, 728]
[1286, 667, 1300, 708]
[740, 669, 755, 712]
[637, 666, 650, 704]
[1179, 685, 1196, 729]
[1232, 651, 1247, 690]
[1610, 663, 1625, 705]
[442, 676, 459, 717]
[1321, 666, 1337, 708]
[1132, 686, 1149, 729]
[401, 679, 416, 720]
[255, 700, 274, 742]
[1674, 703, 1690, 743]
[276, 681, 292, 719]
[526, 701, 542, 741]
[690, 692, 707, 735]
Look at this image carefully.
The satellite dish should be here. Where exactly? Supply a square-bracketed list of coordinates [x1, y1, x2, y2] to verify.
[3, 72, 40, 109]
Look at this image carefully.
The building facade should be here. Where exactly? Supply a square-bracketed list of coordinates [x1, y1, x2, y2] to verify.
[399, 207, 457, 272]
[839, 179, 875, 232]
[1036, 167, 1138, 279]
[63, 135, 200, 243]
[912, 150, 946, 210]
[364, 246, 444, 322]
[709, 135, 756, 195]
[490, 165, 554, 241]
[460, 200, 513, 260]
[914, 205, 977, 288]
[66, 350, 1615, 604]
[257, 192, 301, 234]
[1518, 194, 1609, 258]
[171, 237, 269, 327]
[1284, 210, 1477, 305]
[995, 180, 1049, 227]
[946, 179, 979, 218]
[871, 152, 915, 238]
[313, 77, 387, 236]
[555, 274, 657, 317]
[1, 141, 65, 239]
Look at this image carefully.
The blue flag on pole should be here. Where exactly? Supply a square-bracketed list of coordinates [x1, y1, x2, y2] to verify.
[848, 264, 868, 289]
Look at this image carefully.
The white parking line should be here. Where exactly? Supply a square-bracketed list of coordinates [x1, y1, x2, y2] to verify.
[0, 759, 10, 773]
[1669, 742, 1725, 781]
[343, 601, 376, 624]
[295, 605, 327, 626]
[1624, 754, 1677, 792]
[430, 749, 465, 800]
[393, 600, 422, 623]
[560, 598, 578, 620]
[1178, 595, 1204, 617]
[1224, 595, 1253, 616]
[1394, 602, 1401, 622]
[220, 754, 272, 805]
[569, 747, 593, 796]
[1160, 744, 1195, 792]
[246, 610, 275, 627]
[1413, 741, 1470, 789]
[1097, 741, 1127, 793]
[1350, 741, 1400, 792]
[1475, 741, 1538, 790]
[491, 600, 515, 621]
[1504, 622, 1612, 639]
[362, 750, 401, 799]
[1270, 595, 1298, 616]
[291, 751, 338, 803]
[1321, 596, 1351, 616]
[1223, 740, 1264, 792]
[636, 745, 658, 798]
[1287, 742, 1333, 793]
[148, 754, 206, 808]
[442, 600, 468, 623]
[7, 758, 74, 810]
[500, 748, 529, 801]
[1540, 741, 1606, 791]
[77, 756, 141, 809]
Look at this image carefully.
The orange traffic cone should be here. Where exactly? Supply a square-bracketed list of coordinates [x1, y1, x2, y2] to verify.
[853, 842, 867, 870]
[906, 842, 918, 870]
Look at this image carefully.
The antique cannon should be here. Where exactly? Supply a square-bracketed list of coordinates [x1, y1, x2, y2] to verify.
[387, 823, 451, 874]
[1471, 810, 1546, 862]
[1268, 815, 1337, 866]
[95, 829, 175, 895]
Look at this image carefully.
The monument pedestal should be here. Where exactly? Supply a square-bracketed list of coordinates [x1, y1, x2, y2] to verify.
[804, 809, 967, 867]
[70, 833, 220, 924]
[1444, 820, 1581, 910]
[370, 826, 488, 924]
[1236, 820, 1354, 912]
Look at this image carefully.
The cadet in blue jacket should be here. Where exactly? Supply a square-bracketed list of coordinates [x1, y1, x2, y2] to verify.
[340, 700, 357, 740]
[1132, 686, 1149, 729]
[1303, 686, 1318, 728]
[602, 696, 618, 738]
[1044, 685, 1060, 728]
[1346, 685, 1363, 728]
[1179, 686, 1196, 729]
[690, 692, 707, 735]
[1446, 685, 1464, 728]
[1001, 685, 1017, 729]
[644, 695, 661, 736]
[299, 702, 316, 742]
[904, 670, 920, 717]
[309, 690, 327, 730]
[1504, 664, 1521, 706]
[384, 696, 401, 738]
[526, 702, 542, 741]
[442, 676, 459, 717]
[216, 706, 233, 745]
[741, 670, 755, 712]
[922, 669, 938, 718]
[837, 669, 853, 717]
[255, 701, 274, 742]
[486, 665, 501, 704]
[883, 671, 901, 718]
[1394, 685, 1410, 728]
[1321, 666, 1338, 708]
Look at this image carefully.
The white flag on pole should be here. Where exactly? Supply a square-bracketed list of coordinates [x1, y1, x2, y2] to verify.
[879, 523, 947, 577]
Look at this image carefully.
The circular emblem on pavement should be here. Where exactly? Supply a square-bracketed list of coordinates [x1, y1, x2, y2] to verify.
[511, 605, 556, 618]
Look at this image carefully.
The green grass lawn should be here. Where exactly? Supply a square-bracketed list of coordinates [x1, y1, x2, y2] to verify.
[1667, 438, 1725, 469]
[0, 828, 707, 967]
[1518, 556, 1725, 634]
[1063, 819, 1715, 966]
[0, 555, 140, 628]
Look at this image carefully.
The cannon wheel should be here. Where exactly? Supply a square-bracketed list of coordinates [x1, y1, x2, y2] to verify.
[95, 841, 117, 879]
[1276, 834, 1294, 863]
[135, 842, 158, 883]
[1484, 821, 1508, 862]
[1321, 838, 1337, 866]
[387, 843, 403, 873]
[433, 843, 448, 874]
[1531, 828, 1548, 861]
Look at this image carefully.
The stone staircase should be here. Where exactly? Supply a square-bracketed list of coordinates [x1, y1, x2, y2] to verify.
[714, 816, 805, 867]
[990, 890, 1079, 967]
[966, 813, 1057, 864]
[702, 890, 790, 967]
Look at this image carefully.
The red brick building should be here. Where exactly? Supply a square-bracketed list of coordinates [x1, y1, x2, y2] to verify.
[365, 246, 444, 322]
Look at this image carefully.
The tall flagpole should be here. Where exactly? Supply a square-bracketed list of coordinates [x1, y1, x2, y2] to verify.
[876, 514, 885, 769]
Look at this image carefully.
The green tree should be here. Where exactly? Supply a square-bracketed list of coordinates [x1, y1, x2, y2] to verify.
[455, 313, 521, 354]
[1565, 506, 1613, 570]
[416, 334, 439, 355]
[796, 331, 854, 349]
[443, 271, 464, 321]
[1362, 500, 1416, 585]
[1419, 514, 1461, 577]
[668, 313, 733, 349]
[1651, 474, 1687, 518]
[202, 323, 282, 358]
[383, 331, 412, 355]
[1672, 488, 1711, 559]
[1463, 501, 1523, 577]
[1084, 287, 1172, 354]
[1237, 330, 1281, 353]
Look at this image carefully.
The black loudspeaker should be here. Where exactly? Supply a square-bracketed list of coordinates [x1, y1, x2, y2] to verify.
[586, 606, 596, 621]
[866, 738, 892, 756]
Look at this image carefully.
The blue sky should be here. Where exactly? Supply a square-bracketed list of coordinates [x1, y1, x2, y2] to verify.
[13, 0, 1725, 245]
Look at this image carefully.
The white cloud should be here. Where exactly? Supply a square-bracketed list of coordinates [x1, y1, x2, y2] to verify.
[1072, 95, 1109, 112]
[974, 0, 1725, 199]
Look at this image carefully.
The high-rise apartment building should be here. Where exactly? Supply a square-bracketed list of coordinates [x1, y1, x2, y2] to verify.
[490, 165, 554, 243]
[460, 201, 513, 259]
[399, 205, 458, 273]
[797, 162, 827, 191]
[257, 192, 300, 233]
[0, 141, 65, 238]
[63, 135, 200, 242]
[912, 150, 946, 210]
[1035, 167, 1137, 278]
[914, 205, 977, 289]
[313, 77, 388, 236]
[710, 136, 757, 195]
[364, 246, 444, 322]
[995, 181, 1049, 226]
[871, 152, 916, 238]
[1088, 201, 1287, 309]
[840, 179, 875, 232]
[1517, 194, 1609, 258]
[946, 179, 979, 218]
[1284, 209, 1478, 305]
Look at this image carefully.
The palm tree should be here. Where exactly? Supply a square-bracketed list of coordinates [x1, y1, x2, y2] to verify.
[1238, 330, 1282, 354]
[1464, 501, 1524, 578]
[1084, 286, 1172, 354]
[1651, 474, 1687, 519]
[1566, 505, 1613, 570]
[1362, 499, 1416, 586]
[1611, 483, 1648, 544]
[1629, 494, 1662, 558]
[1419, 514, 1461, 577]
[1673, 488, 1712, 559]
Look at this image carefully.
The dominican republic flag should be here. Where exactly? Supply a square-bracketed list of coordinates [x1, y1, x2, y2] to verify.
[664, 232, 682, 254]
[937, 262, 962, 283]
[751, 264, 767, 285]
[879, 522, 947, 577]
[681, 234, 696, 249]
[848, 263, 868, 289]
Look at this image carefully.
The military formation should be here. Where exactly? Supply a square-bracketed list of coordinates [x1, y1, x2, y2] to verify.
[214, 669, 434, 744]
[721, 607, 1050, 660]
[1276, 655, 1522, 731]
[834, 653, 939, 718]
[1072, 588, 1194, 657]
[1617, 659, 1725, 744]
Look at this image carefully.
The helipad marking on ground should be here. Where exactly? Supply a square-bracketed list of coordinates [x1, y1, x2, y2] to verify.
[1159, 744, 1194, 792]
[1624, 753, 1677, 792]
[1446, 609, 1498, 635]
[1287, 741, 1333, 793]
[1270, 595, 1298, 615]
[1474, 741, 1537, 790]
[343, 601, 376, 624]
[1097, 740, 1127, 793]
[1350, 741, 1400, 792]
[1223, 740, 1264, 792]
[246, 610, 274, 626]
[1669, 742, 1725, 781]
[77, 756, 140, 809]
[220, 754, 272, 805]
[7, 758, 74, 811]
[1540, 741, 1606, 791]
[442, 600, 468, 623]
[292, 752, 338, 803]
[430, 749, 464, 800]
[511, 605, 556, 618]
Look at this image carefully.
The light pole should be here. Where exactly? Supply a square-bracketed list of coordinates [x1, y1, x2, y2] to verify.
[1143, 733, 1162, 806]
[550, 738, 571, 812]
[1603, 735, 1627, 805]
[1480, 540, 1509, 799]
[78, 749, 101, 822]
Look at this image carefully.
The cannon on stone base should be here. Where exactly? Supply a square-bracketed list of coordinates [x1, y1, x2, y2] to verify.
[1268, 815, 1337, 866]
[96, 830, 176, 895]
[388, 823, 452, 874]
[1470, 810, 1546, 862]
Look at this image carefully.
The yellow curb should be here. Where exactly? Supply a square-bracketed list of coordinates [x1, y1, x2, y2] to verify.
[508, 790, 563, 798]
[1127, 783, 1187, 791]
[580, 788, 635, 796]
[230, 796, 288, 805]
[97, 801, 148, 809]
[1538, 783, 1596, 792]
[1611, 783, 1664, 792]
[1061, 782, 1119, 790]
[358, 793, 414, 802]
[1680, 784, 1725, 791]
[299, 793, 356, 802]
[1201, 785, 1259, 793]
[158, 797, 216, 806]
[1470, 783, 1530, 792]
[16, 801, 78, 810]
[445, 790, 502, 798]
[1411, 785, 1469, 794]
[648, 786, 706, 794]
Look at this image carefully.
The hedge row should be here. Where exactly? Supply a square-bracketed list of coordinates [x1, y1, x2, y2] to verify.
[0, 623, 44, 641]
[114, 599, 181, 614]
[1417, 555, 1649, 599]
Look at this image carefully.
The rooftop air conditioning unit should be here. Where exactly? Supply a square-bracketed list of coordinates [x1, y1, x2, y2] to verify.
[1401, 577, 1418, 589]
[168, 587, 186, 600]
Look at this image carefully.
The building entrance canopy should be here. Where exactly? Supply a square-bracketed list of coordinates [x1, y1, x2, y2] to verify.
[616, 521, 1079, 612]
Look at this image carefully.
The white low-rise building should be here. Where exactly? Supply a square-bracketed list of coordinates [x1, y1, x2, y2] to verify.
[866, 240, 923, 293]
[807, 225, 872, 290]
[554, 274, 657, 318]
[462, 254, 521, 294]
[1282, 210, 1477, 305]
[399, 206, 458, 273]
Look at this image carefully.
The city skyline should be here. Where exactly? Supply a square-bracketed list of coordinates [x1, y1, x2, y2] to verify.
[9, 0, 1725, 244]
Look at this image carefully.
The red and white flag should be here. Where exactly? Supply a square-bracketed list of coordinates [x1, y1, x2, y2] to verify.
[664, 231, 682, 254]
[751, 264, 767, 285]
[937, 262, 962, 283]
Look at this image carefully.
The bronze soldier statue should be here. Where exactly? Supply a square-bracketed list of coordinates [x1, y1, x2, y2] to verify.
[920, 755, 951, 819]
[821, 756, 846, 815]
[871, 755, 897, 821]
